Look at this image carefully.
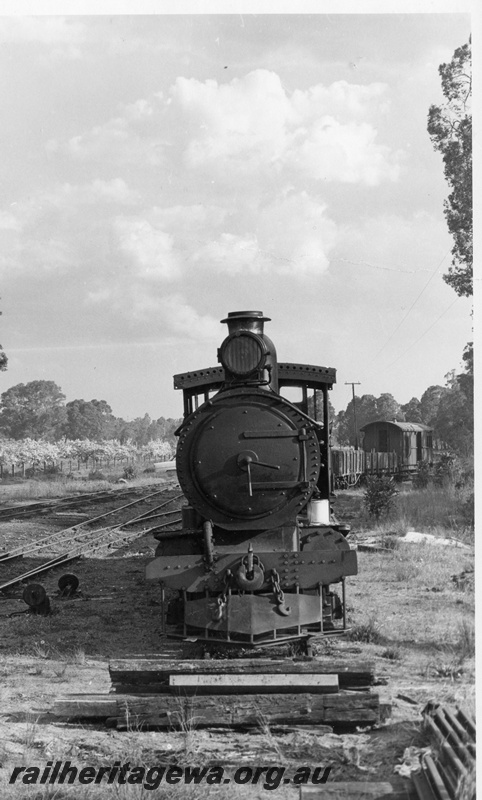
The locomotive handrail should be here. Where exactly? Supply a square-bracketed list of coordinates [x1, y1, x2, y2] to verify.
[173, 362, 336, 391]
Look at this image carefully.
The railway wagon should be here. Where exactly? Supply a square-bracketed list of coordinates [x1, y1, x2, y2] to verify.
[360, 420, 433, 478]
[330, 421, 434, 487]
[330, 447, 365, 489]
[146, 310, 357, 647]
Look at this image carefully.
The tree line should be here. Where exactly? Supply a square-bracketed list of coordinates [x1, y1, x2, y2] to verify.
[0, 338, 473, 459]
[333, 342, 473, 456]
[0, 380, 181, 449]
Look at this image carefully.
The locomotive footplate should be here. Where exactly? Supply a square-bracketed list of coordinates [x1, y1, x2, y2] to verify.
[146, 549, 357, 592]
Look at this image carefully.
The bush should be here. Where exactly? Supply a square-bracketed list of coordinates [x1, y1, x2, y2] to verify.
[413, 460, 432, 489]
[87, 470, 107, 481]
[434, 454, 461, 486]
[363, 475, 398, 519]
[348, 616, 383, 644]
[123, 465, 138, 480]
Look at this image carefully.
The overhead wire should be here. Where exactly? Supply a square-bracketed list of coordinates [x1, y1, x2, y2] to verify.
[363, 249, 451, 371]
[333, 256, 444, 275]
[376, 297, 460, 373]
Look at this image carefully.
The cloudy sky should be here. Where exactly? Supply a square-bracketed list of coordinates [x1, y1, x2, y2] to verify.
[0, 7, 474, 421]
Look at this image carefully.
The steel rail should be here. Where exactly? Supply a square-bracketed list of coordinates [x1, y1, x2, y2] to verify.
[0, 494, 184, 593]
[0, 494, 113, 520]
[0, 490, 182, 563]
[0, 518, 163, 593]
[123, 508, 181, 525]
[0, 527, 141, 591]
[0, 480, 177, 521]
[137, 519, 182, 535]
[0, 486, 139, 520]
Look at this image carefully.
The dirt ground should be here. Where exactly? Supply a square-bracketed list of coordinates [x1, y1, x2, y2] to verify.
[0, 486, 475, 799]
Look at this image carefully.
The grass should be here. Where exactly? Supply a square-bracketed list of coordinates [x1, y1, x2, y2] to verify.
[394, 484, 474, 538]
[347, 615, 384, 644]
[0, 474, 168, 504]
[351, 482, 474, 544]
[422, 619, 475, 681]
[456, 764, 476, 800]
[381, 646, 402, 661]
[388, 542, 474, 589]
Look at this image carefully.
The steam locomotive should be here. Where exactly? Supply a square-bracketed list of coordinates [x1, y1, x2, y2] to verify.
[147, 311, 357, 647]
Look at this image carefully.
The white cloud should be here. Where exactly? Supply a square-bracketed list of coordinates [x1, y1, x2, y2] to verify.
[335, 211, 451, 271]
[192, 191, 337, 276]
[257, 191, 338, 274]
[156, 294, 220, 340]
[193, 234, 263, 274]
[172, 70, 402, 185]
[50, 69, 402, 187]
[0, 211, 21, 231]
[64, 179, 139, 205]
[290, 81, 390, 123]
[0, 16, 85, 45]
[0, 16, 86, 60]
[86, 283, 219, 340]
[174, 70, 290, 172]
[0, 180, 140, 279]
[114, 217, 181, 281]
[151, 203, 228, 231]
[49, 113, 167, 167]
[285, 118, 400, 184]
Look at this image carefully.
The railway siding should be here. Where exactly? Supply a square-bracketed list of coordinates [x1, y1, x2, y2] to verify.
[0, 486, 183, 594]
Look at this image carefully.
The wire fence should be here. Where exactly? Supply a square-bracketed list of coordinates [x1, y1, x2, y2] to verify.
[0, 453, 172, 480]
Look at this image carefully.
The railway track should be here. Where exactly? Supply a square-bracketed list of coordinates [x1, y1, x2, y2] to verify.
[0, 487, 183, 595]
[0, 482, 170, 522]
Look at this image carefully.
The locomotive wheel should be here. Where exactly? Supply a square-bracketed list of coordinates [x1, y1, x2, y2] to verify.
[58, 573, 80, 596]
[23, 583, 51, 615]
[23, 583, 47, 608]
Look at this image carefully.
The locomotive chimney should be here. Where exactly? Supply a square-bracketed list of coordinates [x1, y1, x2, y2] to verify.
[220, 310, 270, 334]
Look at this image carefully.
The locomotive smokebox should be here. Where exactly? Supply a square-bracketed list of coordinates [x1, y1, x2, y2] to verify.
[218, 310, 278, 391]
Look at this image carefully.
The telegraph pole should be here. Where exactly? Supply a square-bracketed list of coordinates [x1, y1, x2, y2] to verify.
[345, 382, 361, 450]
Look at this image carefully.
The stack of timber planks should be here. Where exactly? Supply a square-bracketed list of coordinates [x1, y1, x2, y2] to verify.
[51, 655, 387, 730]
[411, 703, 475, 800]
[108, 656, 376, 693]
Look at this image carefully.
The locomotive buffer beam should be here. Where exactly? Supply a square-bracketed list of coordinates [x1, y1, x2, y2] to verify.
[146, 549, 357, 592]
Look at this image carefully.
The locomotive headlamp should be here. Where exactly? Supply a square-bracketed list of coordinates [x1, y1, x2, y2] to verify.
[219, 331, 269, 377]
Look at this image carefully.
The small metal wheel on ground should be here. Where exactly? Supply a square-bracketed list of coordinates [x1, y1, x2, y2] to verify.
[58, 573, 80, 597]
[22, 583, 51, 615]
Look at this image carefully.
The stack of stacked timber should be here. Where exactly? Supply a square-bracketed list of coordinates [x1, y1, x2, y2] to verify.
[412, 703, 475, 800]
[109, 656, 376, 693]
[50, 656, 385, 730]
